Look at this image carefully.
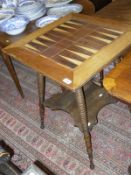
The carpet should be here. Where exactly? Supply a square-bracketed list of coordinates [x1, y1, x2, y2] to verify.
[0, 59, 130, 175]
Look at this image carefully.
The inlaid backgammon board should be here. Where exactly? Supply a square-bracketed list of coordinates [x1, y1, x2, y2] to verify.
[3, 13, 131, 90]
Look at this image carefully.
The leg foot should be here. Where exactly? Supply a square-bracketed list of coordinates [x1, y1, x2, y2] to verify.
[90, 160, 95, 170]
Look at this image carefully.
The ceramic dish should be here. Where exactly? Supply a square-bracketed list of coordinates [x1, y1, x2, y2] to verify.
[45, 0, 73, 8]
[5, 26, 26, 35]
[35, 15, 59, 28]
[0, 15, 29, 35]
[18, 0, 36, 7]
[16, 1, 46, 21]
[0, 8, 14, 24]
[47, 3, 83, 17]
[2, 0, 18, 8]
[16, 1, 44, 12]
[28, 7, 46, 21]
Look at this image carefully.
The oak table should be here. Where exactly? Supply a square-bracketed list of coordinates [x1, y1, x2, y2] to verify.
[2, 13, 131, 169]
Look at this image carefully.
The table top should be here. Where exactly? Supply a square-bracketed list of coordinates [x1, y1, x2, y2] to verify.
[3, 13, 131, 90]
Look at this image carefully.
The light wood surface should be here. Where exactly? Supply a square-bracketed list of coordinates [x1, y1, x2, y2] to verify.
[3, 13, 131, 90]
[96, 0, 131, 25]
[103, 51, 131, 104]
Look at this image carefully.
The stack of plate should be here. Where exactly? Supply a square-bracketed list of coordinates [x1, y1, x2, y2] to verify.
[45, 0, 83, 17]
[0, 15, 29, 35]
[1, 0, 18, 8]
[0, 8, 14, 24]
[47, 3, 83, 17]
[45, 0, 73, 8]
[15, 0, 46, 21]
[35, 15, 60, 28]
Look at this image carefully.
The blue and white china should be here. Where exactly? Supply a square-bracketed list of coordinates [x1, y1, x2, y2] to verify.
[47, 3, 83, 17]
[1, 0, 18, 8]
[16, 1, 44, 11]
[45, 0, 73, 8]
[35, 15, 59, 28]
[16, 1, 46, 21]
[28, 7, 46, 21]
[0, 8, 14, 24]
[0, 15, 29, 35]
[18, 0, 36, 7]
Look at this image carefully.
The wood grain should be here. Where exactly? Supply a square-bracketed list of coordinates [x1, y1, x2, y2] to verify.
[3, 13, 131, 90]
[103, 51, 131, 104]
[96, 0, 131, 25]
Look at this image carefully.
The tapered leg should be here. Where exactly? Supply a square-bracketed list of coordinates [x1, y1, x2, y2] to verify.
[37, 73, 46, 129]
[60, 86, 66, 93]
[2, 53, 24, 98]
[75, 87, 94, 169]
[99, 70, 104, 87]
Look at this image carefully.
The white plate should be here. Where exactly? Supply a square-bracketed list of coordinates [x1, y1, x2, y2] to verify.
[6, 26, 26, 35]
[35, 15, 59, 28]
[0, 9, 14, 24]
[2, 0, 18, 8]
[47, 3, 83, 17]
[18, 0, 36, 7]
[16, 1, 44, 12]
[45, 0, 73, 8]
[29, 8, 46, 21]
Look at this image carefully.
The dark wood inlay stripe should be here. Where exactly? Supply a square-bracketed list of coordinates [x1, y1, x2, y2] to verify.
[37, 37, 56, 47]
[59, 49, 86, 62]
[27, 42, 47, 52]
[57, 25, 77, 33]
[84, 35, 108, 46]
[60, 23, 78, 30]
[44, 33, 63, 42]
[53, 55, 77, 68]
[91, 32, 115, 41]
[25, 44, 40, 52]
[64, 21, 83, 29]
[70, 19, 87, 25]
[78, 37, 106, 51]
[67, 45, 93, 56]
[103, 27, 124, 34]
[47, 30, 69, 38]
[98, 28, 122, 37]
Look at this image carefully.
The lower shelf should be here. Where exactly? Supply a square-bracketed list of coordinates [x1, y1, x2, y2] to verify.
[45, 82, 115, 131]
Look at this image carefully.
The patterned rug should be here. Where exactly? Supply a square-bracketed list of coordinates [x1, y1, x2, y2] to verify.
[0, 59, 130, 175]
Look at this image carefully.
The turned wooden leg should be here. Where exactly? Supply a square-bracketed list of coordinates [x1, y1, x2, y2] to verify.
[60, 86, 66, 93]
[2, 53, 24, 98]
[75, 87, 94, 169]
[99, 70, 104, 87]
[37, 73, 46, 129]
